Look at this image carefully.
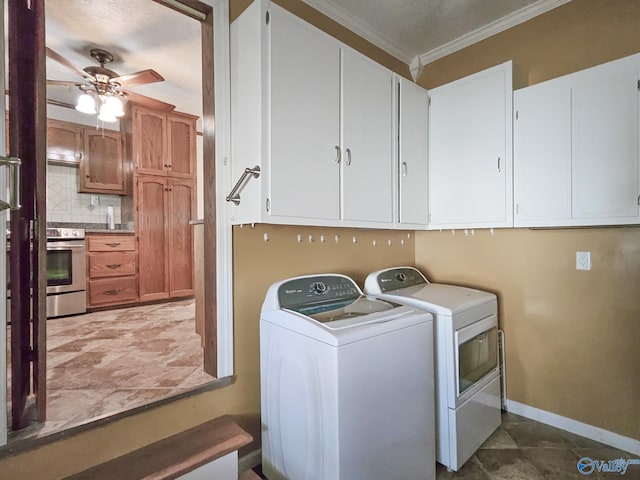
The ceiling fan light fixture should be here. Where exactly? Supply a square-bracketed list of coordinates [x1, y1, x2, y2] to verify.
[102, 95, 125, 117]
[97, 105, 118, 123]
[75, 92, 96, 114]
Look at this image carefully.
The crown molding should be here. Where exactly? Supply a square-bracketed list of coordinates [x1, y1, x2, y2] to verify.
[417, 0, 573, 66]
[300, 0, 414, 65]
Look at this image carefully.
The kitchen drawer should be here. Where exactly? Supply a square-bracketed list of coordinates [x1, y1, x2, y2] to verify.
[88, 276, 138, 306]
[88, 235, 136, 252]
[88, 252, 137, 278]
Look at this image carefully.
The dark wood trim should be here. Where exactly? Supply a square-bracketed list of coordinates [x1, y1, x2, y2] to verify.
[201, 8, 217, 376]
[8, 0, 47, 430]
[151, 0, 212, 21]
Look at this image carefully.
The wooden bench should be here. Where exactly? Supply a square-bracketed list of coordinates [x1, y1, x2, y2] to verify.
[65, 416, 253, 480]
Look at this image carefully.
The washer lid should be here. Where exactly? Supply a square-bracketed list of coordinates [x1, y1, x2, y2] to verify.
[289, 295, 401, 323]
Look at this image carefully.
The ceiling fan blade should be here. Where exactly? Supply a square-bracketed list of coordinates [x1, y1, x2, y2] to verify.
[46, 47, 95, 81]
[124, 90, 175, 112]
[112, 69, 164, 87]
[47, 79, 83, 87]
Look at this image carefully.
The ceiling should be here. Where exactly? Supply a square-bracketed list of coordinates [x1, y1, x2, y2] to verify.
[45, 0, 571, 119]
[45, 0, 203, 120]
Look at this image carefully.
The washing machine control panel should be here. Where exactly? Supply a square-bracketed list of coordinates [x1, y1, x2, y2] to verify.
[278, 275, 361, 309]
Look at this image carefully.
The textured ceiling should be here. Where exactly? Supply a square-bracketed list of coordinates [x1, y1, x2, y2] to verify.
[45, 0, 203, 119]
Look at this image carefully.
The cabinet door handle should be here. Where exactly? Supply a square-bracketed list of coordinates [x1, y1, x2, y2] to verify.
[0, 156, 21, 212]
[345, 148, 352, 166]
[106, 263, 122, 269]
[334, 145, 341, 164]
[105, 242, 121, 248]
[103, 289, 121, 296]
[497, 157, 501, 173]
[402, 162, 408, 177]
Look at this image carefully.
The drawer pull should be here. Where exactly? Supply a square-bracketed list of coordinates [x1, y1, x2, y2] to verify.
[105, 242, 121, 248]
[106, 263, 122, 269]
[103, 289, 121, 296]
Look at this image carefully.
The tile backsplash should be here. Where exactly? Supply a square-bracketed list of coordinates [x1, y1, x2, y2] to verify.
[47, 164, 123, 225]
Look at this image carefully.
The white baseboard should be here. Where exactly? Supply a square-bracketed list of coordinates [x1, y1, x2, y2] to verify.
[238, 448, 262, 474]
[505, 399, 640, 456]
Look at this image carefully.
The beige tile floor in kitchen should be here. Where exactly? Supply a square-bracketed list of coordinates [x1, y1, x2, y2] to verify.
[8, 298, 213, 441]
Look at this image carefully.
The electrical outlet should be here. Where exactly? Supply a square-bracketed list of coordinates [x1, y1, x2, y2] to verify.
[576, 251, 591, 271]
[90, 195, 99, 206]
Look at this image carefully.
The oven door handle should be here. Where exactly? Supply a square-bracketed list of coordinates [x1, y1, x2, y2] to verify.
[47, 244, 86, 249]
[0, 156, 21, 212]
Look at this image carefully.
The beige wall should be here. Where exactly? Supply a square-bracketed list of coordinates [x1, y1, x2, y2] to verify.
[416, 0, 640, 439]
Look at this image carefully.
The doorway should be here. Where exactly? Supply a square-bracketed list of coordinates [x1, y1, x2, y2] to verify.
[5, 0, 222, 442]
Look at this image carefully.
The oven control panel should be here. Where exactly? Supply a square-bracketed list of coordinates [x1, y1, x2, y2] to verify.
[46, 227, 85, 240]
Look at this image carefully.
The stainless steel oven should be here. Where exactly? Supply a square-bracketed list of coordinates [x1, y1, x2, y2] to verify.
[45, 227, 86, 317]
[8, 227, 87, 319]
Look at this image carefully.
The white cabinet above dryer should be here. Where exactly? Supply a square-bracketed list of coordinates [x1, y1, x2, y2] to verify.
[229, 0, 395, 228]
[514, 53, 640, 227]
[428, 61, 513, 230]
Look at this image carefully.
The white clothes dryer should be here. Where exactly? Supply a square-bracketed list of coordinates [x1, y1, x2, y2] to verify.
[365, 267, 501, 471]
[260, 274, 435, 480]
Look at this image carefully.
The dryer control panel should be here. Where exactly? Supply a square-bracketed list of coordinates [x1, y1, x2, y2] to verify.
[375, 267, 428, 292]
[278, 275, 361, 310]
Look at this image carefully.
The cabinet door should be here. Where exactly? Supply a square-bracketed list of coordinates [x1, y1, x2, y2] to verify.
[398, 78, 429, 226]
[572, 68, 639, 220]
[429, 63, 512, 228]
[167, 113, 196, 179]
[47, 119, 82, 164]
[342, 49, 394, 223]
[269, 5, 340, 220]
[80, 129, 126, 193]
[134, 107, 167, 176]
[167, 179, 195, 297]
[513, 81, 572, 226]
[137, 176, 169, 301]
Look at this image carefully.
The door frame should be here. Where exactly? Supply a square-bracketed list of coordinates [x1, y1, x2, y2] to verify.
[0, 0, 7, 448]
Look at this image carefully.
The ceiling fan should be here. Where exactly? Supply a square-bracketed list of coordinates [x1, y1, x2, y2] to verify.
[46, 47, 175, 120]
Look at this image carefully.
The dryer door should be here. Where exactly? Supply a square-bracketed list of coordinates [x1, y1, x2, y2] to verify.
[454, 314, 498, 401]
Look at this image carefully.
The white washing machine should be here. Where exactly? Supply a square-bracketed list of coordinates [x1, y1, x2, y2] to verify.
[364, 267, 501, 472]
[260, 274, 435, 480]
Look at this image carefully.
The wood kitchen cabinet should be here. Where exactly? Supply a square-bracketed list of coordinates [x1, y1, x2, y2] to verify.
[47, 119, 83, 165]
[514, 53, 640, 227]
[86, 233, 138, 308]
[137, 175, 195, 302]
[129, 105, 197, 178]
[80, 128, 127, 194]
[428, 61, 513, 229]
[47, 119, 129, 194]
[230, 0, 395, 227]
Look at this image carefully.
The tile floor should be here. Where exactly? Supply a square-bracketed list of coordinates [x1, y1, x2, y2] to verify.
[251, 411, 639, 479]
[8, 299, 214, 441]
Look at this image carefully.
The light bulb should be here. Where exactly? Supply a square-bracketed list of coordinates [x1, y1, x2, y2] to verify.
[98, 104, 118, 123]
[75, 93, 96, 114]
[102, 95, 125, 117]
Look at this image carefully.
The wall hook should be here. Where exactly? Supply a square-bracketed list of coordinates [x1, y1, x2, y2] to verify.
[263, 233, 269, 242]
[372, 240, 377, 247]
[308, 235, 315, 243]
[334, 234, 340, 243]
[320, 235, 326, 243]
[352, 236, 357, 244]
[388, 239, 393, 247]
[297, 234, 302, 243]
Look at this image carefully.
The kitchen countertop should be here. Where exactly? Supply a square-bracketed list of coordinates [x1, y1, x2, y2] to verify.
[47, 222, 135, 234]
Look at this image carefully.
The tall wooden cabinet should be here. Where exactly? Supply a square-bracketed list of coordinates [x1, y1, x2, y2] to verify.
[137, 176, 195, 302]
[124, 103, 197, 303]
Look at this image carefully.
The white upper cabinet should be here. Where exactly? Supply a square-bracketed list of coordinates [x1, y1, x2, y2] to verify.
[229, 0, 395, 228]
[398, 78, 429, 227]
[342, 49, 394, 224]
[269, 4, 341, 221]
[513, 79, 572, 226]
[514, 53, 640, 227]
[428, 62, 513, 229]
